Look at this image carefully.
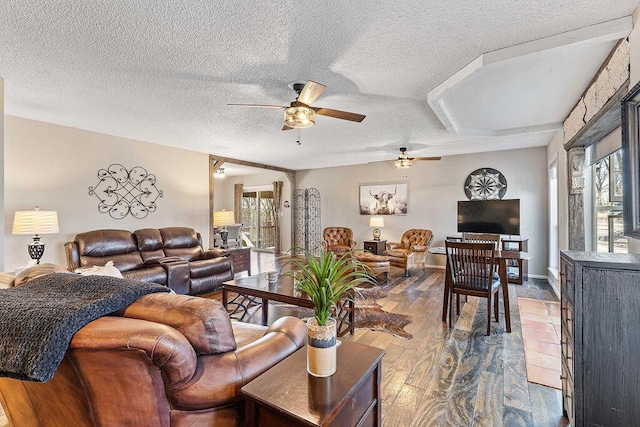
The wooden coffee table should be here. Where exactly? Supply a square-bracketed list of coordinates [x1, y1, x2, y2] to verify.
[222, 273, 354, 337]
[241, 340, 385, 426]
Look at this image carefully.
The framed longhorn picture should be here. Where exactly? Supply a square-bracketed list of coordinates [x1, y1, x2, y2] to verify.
[359, 182, 408, 215]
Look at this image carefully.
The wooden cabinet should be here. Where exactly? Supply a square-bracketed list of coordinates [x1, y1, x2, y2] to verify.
[227, 247, 251, 276]
[364, 240, 386, 255]
[560, 251, 640, 426]
[501, 237, 528, 284]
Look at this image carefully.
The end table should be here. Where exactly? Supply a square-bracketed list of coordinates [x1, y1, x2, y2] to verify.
[225, 247, 251, 275]
[363, 240, 387, 255]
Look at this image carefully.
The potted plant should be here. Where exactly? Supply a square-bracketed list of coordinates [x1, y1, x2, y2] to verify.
[285, 249, 373, 376]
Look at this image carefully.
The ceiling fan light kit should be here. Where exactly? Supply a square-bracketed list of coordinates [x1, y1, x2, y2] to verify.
[229, 80, 365, 130]
[390, 147, 440, 168]
[284, 106, 316, 128]
[395, 158, 412, 168]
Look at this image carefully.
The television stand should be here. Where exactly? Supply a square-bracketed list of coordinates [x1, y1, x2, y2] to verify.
[501, 237, 528, 284]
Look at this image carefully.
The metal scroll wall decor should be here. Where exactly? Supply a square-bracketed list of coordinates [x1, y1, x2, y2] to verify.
[464, 168, 507, 200]
[89, 164, 164, 219]
[293, 188, 321, 256]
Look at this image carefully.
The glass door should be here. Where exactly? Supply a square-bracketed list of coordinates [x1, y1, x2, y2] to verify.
[242, 188, 276, 251]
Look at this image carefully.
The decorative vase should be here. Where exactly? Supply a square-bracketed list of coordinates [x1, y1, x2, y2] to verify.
[306, 317, 337, 377]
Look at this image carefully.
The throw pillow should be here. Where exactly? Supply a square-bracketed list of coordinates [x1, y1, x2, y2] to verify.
[14, 263, 72, 287]
[0, 273, 15, 288]
[77, 261, 123, 278]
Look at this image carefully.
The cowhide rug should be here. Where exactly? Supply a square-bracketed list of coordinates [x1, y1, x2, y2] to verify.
[354, 286, 413, 339]
[271, 286, 413, 339]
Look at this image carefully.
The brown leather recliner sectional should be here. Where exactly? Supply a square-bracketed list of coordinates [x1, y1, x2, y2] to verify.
[65, 227, 233, 295]
[0, 292, 307, 426]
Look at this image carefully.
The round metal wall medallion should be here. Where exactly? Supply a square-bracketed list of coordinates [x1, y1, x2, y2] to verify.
[464, 168, 507, 200]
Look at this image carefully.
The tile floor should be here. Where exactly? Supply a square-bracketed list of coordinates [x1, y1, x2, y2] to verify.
[518, 297, 562, 389]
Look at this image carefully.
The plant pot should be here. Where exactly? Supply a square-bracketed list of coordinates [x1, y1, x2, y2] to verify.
[306, 317, 337, 377]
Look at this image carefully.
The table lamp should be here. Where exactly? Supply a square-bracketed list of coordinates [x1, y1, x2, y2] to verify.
[12, 206, 59, 264]
[214, 210, 235, 248]
[370, 217, 384, 241]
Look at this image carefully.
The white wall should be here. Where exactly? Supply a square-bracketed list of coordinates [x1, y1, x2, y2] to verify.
[4, 116, 210, 272]
[297, 146, 548, 277]
[215, 171, 293, 253]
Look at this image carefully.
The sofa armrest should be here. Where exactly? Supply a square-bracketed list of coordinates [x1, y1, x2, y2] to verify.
[203, 249, 227, 259]
[410, 245, 428, 252]
[350, 241, 357, 249]
[233, 316, 306, 380]
[165, 316, 307, 410]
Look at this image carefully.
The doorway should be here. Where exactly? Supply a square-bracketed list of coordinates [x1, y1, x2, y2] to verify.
[242, 187, 276, 251]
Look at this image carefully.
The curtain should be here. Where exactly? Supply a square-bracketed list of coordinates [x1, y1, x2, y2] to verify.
[234, 184, 243, 224]
[272, 181, 284, 254]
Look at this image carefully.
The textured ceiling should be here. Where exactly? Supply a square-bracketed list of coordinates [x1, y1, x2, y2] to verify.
[0, 0, 638, 170]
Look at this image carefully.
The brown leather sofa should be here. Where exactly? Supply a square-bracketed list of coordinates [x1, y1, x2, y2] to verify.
[385, 228, 434, 276]
[0, 292, 306, 426]
[65, 227, 233, 295]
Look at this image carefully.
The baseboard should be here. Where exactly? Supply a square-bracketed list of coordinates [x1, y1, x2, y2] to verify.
[425, 264, 445, 270]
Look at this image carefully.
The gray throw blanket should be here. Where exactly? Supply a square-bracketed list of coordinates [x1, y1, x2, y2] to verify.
[0, 273, 170, 382]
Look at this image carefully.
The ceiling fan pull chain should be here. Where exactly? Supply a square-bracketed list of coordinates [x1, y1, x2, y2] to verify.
[296, 129, 302, 145]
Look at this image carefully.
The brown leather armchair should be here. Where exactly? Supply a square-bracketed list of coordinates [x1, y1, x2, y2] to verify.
[321, 227, 356, 254]
[65, 227, 233, 295]
[0, 293, 306, 427]
[385, 229, 434, 276]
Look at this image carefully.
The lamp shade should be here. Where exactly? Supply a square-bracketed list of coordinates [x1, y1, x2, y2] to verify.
[214, 210, 235, 226]
[369, 217, 384, 228]
[12, 209, 59, 235]
[284, 106, 316, 128]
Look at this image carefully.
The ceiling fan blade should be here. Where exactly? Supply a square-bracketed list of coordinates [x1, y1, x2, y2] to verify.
[227, 103, 286, 109]
[312, 107, 366, 122]
[413, 157, 442, 161]
[297, 81, 326, 105]
[282, 124, 294, 131]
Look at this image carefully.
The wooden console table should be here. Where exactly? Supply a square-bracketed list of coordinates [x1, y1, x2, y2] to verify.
[241, 340, 385, 426]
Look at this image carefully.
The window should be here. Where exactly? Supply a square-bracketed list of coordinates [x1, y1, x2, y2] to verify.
[593, 150, 627, 253]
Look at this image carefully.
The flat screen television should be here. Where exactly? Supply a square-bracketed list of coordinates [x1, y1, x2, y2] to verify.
[457, 199, 520, 236]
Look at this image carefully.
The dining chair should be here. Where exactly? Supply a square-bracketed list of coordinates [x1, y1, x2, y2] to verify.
[462, 232, 501, 249]
[445, 241, 502, 336]
[454, 233, 502, 311]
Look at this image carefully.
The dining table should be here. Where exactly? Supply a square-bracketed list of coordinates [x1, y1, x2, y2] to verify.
[428, 246, 532, 333]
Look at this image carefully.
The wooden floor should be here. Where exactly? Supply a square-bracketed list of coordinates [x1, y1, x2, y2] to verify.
[241, 252, 569, 427]
[0, 250, 569, 427]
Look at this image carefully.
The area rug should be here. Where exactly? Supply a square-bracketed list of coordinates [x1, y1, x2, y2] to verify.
[272, 286, 413, 339]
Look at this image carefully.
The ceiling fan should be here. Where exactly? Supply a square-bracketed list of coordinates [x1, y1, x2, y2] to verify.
[392, 147, 441, 168]
[228, 81, 366, 130]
